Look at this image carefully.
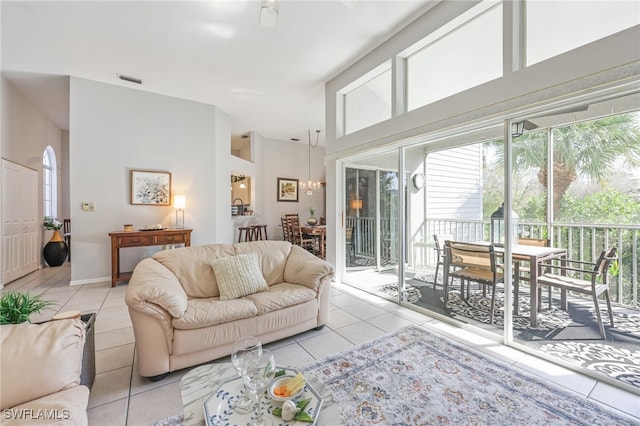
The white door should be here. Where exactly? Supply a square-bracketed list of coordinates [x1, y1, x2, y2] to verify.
[1, 159, 39, 286]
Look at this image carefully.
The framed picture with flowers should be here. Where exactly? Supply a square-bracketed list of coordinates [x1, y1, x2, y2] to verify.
[131, 170, 171, 205]
[277, 177, 298, 202]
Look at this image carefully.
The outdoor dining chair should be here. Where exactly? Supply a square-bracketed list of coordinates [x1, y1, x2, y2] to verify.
[515, 237, 551, 310]
[537, 247, 617, 339]
[432, 234, 454, 289]
[445, 241, 504, 324]
[346, 227, 355, 262]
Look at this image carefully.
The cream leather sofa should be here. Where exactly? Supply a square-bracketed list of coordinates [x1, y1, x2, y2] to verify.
[125, 240, 334, 380]
[0, 318, 89, 425]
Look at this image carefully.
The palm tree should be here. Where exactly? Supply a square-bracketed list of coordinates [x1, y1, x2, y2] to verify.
[503, 113, 640, 219]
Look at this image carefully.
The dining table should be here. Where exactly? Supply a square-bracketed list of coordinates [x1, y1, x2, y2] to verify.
[301, 224, 326, 259]
[445, 242, 567, 328]
[502, 244, 567, 327]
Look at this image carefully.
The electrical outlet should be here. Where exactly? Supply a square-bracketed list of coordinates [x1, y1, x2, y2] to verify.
[81, 202, 95, 211]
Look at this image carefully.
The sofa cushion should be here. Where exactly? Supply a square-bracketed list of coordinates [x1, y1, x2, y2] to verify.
[233, 241, 292, 285]
[0, 319, 85, 410]
[152, 244, 235, 298]
[244, 283, 317, 315]
[172, 298, 258, 330]
[212, 253, 269, 301]
[4, 385, 90, 426]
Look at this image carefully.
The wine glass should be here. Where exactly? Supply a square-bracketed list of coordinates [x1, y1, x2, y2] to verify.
[231, 336, 263, 413]
[243, 349, 277, 426]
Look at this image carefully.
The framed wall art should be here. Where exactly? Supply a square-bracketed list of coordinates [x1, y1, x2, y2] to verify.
[277, 177, 299, 202]
[131, 170, 171, 205]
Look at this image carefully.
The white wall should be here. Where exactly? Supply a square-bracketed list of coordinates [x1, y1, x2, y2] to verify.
[69, 77, 230, 284]
[261, 137, 325, 241]
[2, 74, 329, 285]
[1, 76, 65, 261]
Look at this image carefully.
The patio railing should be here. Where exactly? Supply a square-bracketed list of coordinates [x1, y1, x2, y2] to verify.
[427, 218, 639, 308]
[345, 216, 639, 309]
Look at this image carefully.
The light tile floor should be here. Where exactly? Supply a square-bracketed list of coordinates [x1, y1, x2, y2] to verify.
[4, 263, 639, 424]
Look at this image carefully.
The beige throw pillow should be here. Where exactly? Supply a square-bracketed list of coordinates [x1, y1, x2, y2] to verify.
[212, 253, 268, 301]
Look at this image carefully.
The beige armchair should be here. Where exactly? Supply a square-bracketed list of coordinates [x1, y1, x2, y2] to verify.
[0, 318, 89, 425]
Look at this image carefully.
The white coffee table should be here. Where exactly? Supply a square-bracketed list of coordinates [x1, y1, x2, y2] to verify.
[180, 362, 340, 426]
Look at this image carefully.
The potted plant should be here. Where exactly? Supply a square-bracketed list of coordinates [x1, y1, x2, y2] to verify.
[307, 207, 318, 226]
[0, 291, 56, 324]
[43, 216, 68, 266]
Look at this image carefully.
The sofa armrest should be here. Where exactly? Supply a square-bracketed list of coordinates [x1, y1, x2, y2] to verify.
[125, 258, 188, 319]
[283, 245, 335, 293]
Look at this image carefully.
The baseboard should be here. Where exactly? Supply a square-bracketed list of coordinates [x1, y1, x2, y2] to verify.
[70, 276, 111, 286]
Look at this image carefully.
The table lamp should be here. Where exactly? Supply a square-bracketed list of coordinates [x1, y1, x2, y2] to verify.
[174, 195, 186, 228]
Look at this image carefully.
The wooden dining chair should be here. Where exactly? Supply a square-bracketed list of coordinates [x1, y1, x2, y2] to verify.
[537, 247, 617, 339]
[281, 217, 291, 243]
[286, 215, 314, 252]
[445, 241, 504, 324]
[63, 219, 71, 261]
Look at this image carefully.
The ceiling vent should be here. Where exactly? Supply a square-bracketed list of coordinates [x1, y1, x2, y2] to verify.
[118, 75, 142, 85]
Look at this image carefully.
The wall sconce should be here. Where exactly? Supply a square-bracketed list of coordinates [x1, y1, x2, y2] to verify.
[231, 174, 247, 189]
[350, 199, 363, 210]
[174, 195, 186, 228]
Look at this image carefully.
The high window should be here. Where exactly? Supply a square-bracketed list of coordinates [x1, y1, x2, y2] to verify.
[526, 0, 639, 66]
[405, 1, 503, 111]
[43, 146, 57, 217]
[341, 62, 392, 135]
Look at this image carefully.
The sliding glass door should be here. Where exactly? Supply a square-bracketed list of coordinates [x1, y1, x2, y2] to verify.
[339, 91, 640, 394]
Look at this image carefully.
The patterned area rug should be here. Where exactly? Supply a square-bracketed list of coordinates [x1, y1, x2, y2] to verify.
[152, 326, 637, 426]
[149, 414, 184, 426]
[303, 325, 636, 426]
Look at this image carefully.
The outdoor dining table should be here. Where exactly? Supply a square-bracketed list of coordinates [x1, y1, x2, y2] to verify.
[445, 242, 567, 328]
[499, 244, 567, 327]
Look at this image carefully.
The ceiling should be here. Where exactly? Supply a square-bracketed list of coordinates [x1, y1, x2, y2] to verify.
[1, 0, 433, 144]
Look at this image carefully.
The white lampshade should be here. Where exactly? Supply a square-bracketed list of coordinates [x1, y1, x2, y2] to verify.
[174, 195, 186, 210]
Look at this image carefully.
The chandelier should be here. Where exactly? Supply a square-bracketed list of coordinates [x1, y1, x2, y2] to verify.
[300, 130, 322, 196]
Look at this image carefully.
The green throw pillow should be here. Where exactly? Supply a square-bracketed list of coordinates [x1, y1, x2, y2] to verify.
[211, 253, 269, 301]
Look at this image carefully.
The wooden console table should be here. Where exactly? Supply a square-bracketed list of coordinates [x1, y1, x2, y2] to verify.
[108, 228, 192, 287]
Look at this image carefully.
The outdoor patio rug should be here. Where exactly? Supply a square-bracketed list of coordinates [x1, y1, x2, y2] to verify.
[376, 283, 422, 304]
[540, 340, 640, 388]
[303, 325, 636, 425]
[444, 289, 574, 331]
